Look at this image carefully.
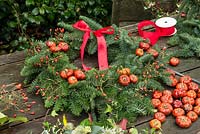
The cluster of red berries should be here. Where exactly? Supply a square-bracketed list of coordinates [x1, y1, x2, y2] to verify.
[135, 42, 159, 58]
[117, 68, 138, 86]
[15, 83, 36, 116]
[60, 69, 86, 85]
[49, 27, 65, 39]
[34, 85, 60, 101]
[46, 41, 69, 53]
[0, 83, 37, 118]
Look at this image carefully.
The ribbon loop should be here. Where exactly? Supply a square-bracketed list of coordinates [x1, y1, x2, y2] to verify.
[94, 26, 115, 37]
[137, 20, 160, 45]
[73, 20, 91, 71]
[73, 20, 91, 32]
[73, 20, 114, 71]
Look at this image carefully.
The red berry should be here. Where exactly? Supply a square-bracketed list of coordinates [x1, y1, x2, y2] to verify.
[135, 48, 144, 56]
[139, 42, 150, 51]
[46, 40, 56, 47]
[15, 83, 22, 90]
[23, 97, 28, 102]
[27, 104, 32, 108]
[19, 109, 24, 113]
[58, 42, 69, 52]
[13, 114, 17, 118]
[31, 101, 36, 104]
[30, 112, 35, 115]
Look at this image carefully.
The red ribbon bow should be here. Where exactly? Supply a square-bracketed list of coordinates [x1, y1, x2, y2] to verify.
[138, 20, 175, 45]
[73, 20, 114, 71]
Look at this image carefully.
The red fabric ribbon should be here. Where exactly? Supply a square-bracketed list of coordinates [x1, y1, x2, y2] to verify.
[118, 118, 128, 130]
[138, 20, 175, 45]
[73, 20, 114, 71]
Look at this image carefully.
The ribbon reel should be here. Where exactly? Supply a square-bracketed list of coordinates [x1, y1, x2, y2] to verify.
[138, 17, 177, 45]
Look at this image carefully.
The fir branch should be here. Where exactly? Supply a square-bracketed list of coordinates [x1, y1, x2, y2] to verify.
[53, 98, 64, 111]
[63, 31, 83, 42]
[20, 66, 43, 77]
[87, 39, 97, 55]
[138, 54, 154, 64]
[45, 98, 54, 108]
[182, 19, 200, 28]
[79, 16, 102, 30]
[127, 100, 153, 116]
[167, 35, 180, 46]
[159, 73, 172, 86]
[194, 42, 200, 57]
[146, 79, 164, 90]
[57, 21, 74, 32]
[106, 24, 121, 46]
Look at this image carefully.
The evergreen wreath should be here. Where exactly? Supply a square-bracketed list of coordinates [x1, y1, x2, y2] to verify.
[21, 16, 172, 126]
[167, 0, 200, 58]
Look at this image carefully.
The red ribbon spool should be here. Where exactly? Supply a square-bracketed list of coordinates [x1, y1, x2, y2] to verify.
[73, 20, 114, 71]
[138, 17, 176, 45]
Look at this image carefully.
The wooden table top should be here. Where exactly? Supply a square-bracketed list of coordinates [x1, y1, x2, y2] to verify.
[0, 33, 200, 134]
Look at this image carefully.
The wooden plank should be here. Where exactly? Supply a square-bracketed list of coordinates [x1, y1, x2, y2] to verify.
[168, 58, 200, 74]
[0, 113, 87, 134]
[165, 45, 200, 72]
[134, 116, 152, 126]
[182, 67, 200, 82]
[0, 61, 24, 85]
[0, 51, 25, 66]
[156, 37, 172, 48]
[74, 55, 98, 69]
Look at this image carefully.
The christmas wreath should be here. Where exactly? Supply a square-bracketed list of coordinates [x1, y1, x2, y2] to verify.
[21, 16, 172, 126]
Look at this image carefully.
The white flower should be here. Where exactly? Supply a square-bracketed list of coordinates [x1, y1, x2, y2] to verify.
[65, 123, 74, 130]
[71, 125, 91, 134]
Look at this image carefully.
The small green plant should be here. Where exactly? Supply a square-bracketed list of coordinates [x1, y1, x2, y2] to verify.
[41, 114, 127, 134]
[0, 112, 28, 126]
[41, 114, 161, 134]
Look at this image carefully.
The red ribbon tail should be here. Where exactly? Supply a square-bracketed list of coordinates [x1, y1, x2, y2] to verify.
[96, 36, 109, 70]
[118, 118, 128, 130]
[88, 113, 93, 123]
[147, 33, 160, 45]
